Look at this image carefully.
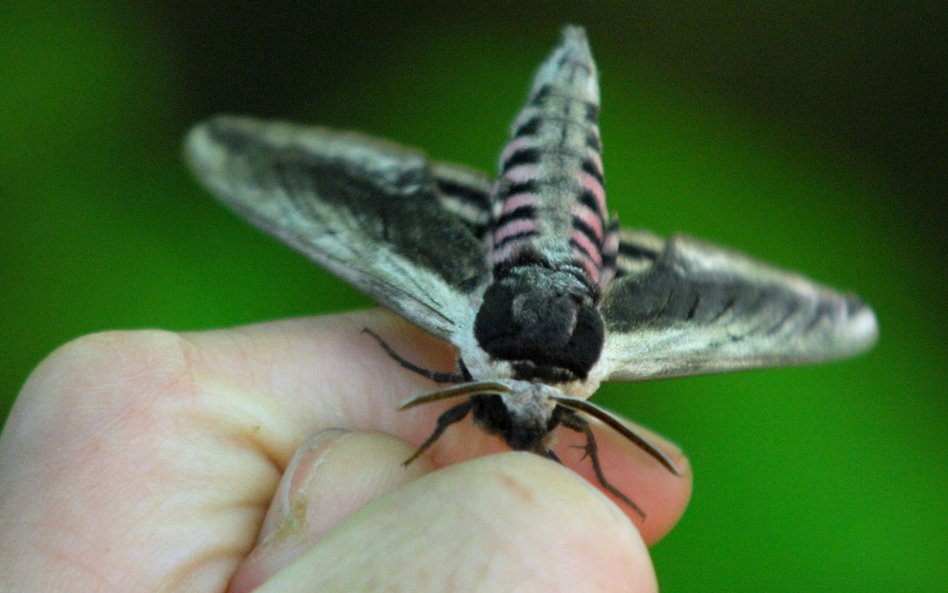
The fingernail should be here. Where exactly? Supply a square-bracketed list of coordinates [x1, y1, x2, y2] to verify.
[259, 429, 433, 550]
[257, 428, 350, 544]
[230, 430, 432, 592]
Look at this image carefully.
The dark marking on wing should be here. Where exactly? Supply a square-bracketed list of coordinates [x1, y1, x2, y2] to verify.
[601, 232, 878, 379]
[187, 116, 492, 337]
[431, 162, 494, 242]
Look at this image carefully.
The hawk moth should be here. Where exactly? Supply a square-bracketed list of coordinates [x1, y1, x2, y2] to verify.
[185, 26, 878, 517]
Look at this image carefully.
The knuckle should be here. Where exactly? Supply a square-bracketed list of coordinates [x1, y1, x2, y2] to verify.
[12, 330, 196, 433]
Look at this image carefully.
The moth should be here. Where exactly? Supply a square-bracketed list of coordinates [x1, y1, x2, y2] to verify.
[185, 26, 878, 517]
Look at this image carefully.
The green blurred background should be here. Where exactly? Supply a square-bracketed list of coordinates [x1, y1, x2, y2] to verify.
[1, 2, 944, 590]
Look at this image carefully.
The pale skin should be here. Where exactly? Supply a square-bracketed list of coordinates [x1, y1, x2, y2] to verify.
[0, 309, 691, 592]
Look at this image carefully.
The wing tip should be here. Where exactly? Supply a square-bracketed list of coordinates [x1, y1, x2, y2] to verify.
[183, 115, 234, 179]
[841, 294, 879, 355]
[184, 114, 270, 193]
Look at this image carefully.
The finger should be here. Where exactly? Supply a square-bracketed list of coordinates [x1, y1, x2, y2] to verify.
[227, 430, 433, 593]
[400, 390, 691, 539]
[0, 329, 297, 592]
[0, 310, 680, 593]
[250, 452, 658, 593]
[182, 309, 461, 444]
[555, 419, 692, 543]
[188, 309, 691, 538]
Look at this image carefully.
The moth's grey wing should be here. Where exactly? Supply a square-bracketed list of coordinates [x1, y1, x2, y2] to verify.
[431, 162, 494, 243]
[612, 228, 668, 279]
[601, 229, 878, 380]
[185, 115, 492, 341]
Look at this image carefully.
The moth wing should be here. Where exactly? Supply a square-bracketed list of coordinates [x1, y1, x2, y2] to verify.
[601, 229, 878, 380]
[185, 115, 492, 341]
[430, 161, 494, 243]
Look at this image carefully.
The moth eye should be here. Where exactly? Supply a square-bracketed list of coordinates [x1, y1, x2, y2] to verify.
[568, 304, 606, 373]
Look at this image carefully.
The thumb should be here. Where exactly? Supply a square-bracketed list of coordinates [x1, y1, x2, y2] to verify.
[231, 433, 657, 593]
[227, 430, 433, 592]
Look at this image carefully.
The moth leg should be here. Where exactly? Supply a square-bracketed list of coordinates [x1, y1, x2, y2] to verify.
[546, 407, 589, 460]
[404, 399, 473, 466]
[558, 408, 646, 519]
[363, 328, 466, 383]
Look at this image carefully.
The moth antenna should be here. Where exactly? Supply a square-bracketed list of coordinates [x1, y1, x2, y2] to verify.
[550, 395, 682, 476]
[400, 381, 513, 410]
[362, 327, 466, 384]
[558, 409, 646, 519]
[404, 400, 473, 466]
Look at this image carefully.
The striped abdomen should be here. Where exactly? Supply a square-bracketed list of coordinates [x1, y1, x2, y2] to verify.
[489, 26, 618, 294]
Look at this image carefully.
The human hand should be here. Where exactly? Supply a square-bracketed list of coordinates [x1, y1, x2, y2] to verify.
[0, 309, 691, 592]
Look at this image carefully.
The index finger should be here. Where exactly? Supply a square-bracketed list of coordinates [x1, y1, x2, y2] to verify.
[187, 308, 691, 540]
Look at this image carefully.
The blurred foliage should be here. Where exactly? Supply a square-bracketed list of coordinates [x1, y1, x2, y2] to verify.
[1, 2, 944, 591]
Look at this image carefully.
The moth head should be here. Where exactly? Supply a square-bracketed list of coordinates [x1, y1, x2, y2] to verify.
[474, 266, 604, 381]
